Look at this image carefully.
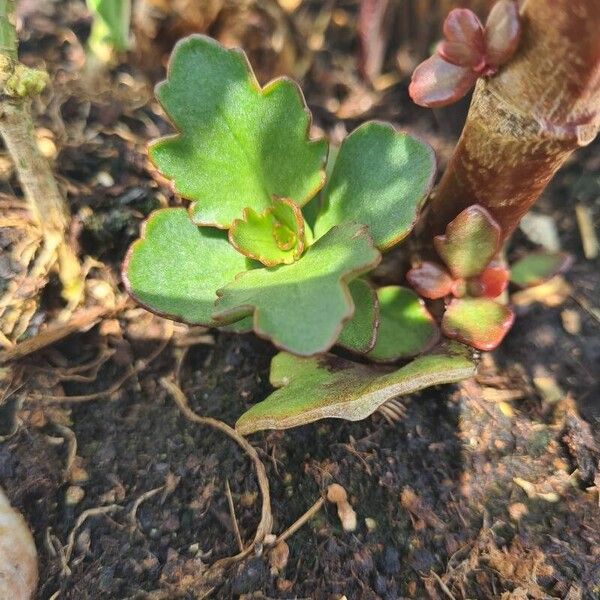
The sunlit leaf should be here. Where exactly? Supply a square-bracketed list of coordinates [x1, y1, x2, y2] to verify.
[213, 221, 381, 356]
[150, 35, 327, 228]
[229, 198, 306, 266]
[439, 8, 485, 69]
[337, 279, 379, 354]
[367, 286, 439, 362]
[123, 208, 249, 326]
[406, 261, 454, 299]
[484, 0, 521, 67]
[434, 205, 501, 278]
[409, 54, 477, 108]
[314, 122, 436, 250]
[442, 297, 514, 351]
[236, 348, 476, 434]
[510, 252, 573, 288]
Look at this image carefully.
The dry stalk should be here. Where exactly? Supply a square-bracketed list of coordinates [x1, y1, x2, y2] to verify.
[0, 0, 82, 315]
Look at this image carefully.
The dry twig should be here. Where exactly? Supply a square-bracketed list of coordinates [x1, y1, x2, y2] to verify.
[225, 479, 244, 553]
[272, 496, 325, 546]
[36, 320, 172, 404]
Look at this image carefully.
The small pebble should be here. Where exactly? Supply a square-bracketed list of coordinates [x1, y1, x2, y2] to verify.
[269, 541, 289, 572]
[508, 502, 528, 521]
[96, 171, 114, 187]
[561, 309, 581, 335]
[65, 485, 85, 506]
[70, 466, 89, 484]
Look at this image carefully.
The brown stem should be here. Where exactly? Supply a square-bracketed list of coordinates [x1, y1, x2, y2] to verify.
[423, 0, 600, 241]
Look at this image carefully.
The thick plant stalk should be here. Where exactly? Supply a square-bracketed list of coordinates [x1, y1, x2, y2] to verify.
[424, 0, 600, 240]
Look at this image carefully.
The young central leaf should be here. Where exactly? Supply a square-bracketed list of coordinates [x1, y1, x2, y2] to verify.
[314, 122, 436, 250]
[235, 349, 476, 434]
[229, 198, 306, 266]
[150, 35, 327, 228]
[213, 221, 381, 356]
[123, 208, 250, 326]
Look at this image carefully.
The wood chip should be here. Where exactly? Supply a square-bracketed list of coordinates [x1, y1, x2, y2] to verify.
[575, 204, 599, 259]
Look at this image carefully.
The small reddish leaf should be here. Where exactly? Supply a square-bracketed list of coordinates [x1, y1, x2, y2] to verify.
[469, 260, 510, 298]
[510, 252, 573, 288]
[409, 55, 477, 108]
[439, 8, 485, 69]
[406, 262, 454, 299]
[434, 205, 502, 279]
[442, 298, 514, 351]
[484, 0, 521, 67]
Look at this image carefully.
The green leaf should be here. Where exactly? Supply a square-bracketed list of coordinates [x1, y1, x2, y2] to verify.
[337, 279, 379, 353]
[235, 349, 476, 434]
[229, 198, 306, 266]
[367, 286, 439, 362]
[434, 205, 501, 278]
[314, 122, 436, 250]
[87, 0, 131, 52]
[150, 36, 327, 229]
[123, 208, 249, 326]
[213, 221, 381, 356]
[442, 297, 514, 351]
[510, 251, 572, 288]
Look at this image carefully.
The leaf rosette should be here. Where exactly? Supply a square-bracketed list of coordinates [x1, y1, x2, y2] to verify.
[122, 35, 485, 433]
[124, 35, 438, 358]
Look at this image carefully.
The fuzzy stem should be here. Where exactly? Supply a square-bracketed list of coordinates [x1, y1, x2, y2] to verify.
[423, 0, 600, 241]
[0, 102, 68, 231]
[0, 0, 82, 303]
[0, 0, 68, 232]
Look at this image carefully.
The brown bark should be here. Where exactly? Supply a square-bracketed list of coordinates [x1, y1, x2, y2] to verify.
[423, 0, 600, 240]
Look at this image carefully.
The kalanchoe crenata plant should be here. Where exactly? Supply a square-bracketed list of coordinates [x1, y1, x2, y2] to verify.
[123, 5, 581, 435]
[409, 0, 521, 107]
[123, 35, 478, 432]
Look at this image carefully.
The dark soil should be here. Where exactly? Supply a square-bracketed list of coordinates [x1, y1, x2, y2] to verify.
[1, 1, 599, 599]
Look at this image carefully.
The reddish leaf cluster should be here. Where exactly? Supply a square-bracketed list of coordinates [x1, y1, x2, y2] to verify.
[407, 205, 513, 351]
[409, 0, 521, 107]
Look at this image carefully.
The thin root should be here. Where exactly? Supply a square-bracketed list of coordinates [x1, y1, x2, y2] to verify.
[36, 320, 172, 404]
[63, 504, 123, 575]
[159, 377, 273, 569]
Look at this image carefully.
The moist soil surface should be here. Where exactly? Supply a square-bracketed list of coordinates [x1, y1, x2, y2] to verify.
[1, 2, 599, 599]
